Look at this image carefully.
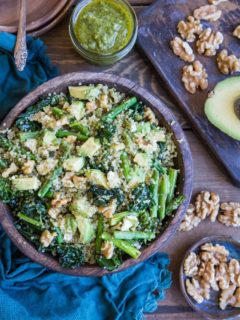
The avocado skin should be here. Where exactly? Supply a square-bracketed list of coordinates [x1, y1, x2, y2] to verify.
[205, 76, 240, 141]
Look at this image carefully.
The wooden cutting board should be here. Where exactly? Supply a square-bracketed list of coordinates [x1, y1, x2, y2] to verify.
[138, 0, 240, 186]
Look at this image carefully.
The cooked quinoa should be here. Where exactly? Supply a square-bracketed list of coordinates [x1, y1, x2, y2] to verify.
[0, 84, 183, 270]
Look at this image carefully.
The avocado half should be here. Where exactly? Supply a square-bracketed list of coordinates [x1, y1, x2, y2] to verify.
[205, 77, 240, 141]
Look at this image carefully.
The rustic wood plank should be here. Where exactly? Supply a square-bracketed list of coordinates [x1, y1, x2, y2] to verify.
[138, 0, 240, 186]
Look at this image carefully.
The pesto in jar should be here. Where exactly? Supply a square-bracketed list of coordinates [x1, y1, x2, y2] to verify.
[74, 0, 134, 55]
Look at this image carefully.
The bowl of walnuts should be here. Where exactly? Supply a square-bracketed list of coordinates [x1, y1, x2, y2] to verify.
[180, 235, 240, 319]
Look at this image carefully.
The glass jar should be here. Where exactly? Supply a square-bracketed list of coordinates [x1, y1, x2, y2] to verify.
[69, 0, 138, 65]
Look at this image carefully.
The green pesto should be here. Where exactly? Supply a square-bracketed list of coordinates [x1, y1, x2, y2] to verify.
[74, 0, 134, 54]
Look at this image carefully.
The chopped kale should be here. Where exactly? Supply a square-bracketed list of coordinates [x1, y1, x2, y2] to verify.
[57, 245, 85, 269]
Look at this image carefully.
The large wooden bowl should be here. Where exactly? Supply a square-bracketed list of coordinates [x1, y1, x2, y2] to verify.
[0, 72, 193, 276]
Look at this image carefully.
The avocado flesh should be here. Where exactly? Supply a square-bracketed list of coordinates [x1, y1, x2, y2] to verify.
[205, 77, 240, 141]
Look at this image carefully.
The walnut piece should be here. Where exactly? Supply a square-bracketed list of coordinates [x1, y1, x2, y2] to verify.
[101, 241, 114, 259]
[22, 160, 35, 175]
[182, 61, 208, 94]
[195, 191, 220, 222]
[219, 202, 240, 227]
[231, 287, 240, 307]
[186, 277, 210, 303]
[233, 25, 240, 39]
[40, 230, 56, 248]
[193, 5, 222, 21]
[179, 204, 201, 231]
[184, 252, 200, 277]
[201, 243, 229, 259]
[229, 259, 240, 285]
[2, 163, 18, 178]
[208, 0, 227, 4]
[219, 284, 237, 310]
[216, 262, 231, 290]
[51, 192, 70, 208]
[177, 16, 203, 42]
[196, 28, 224, 56]
[217, 49, 240, 75]
[98, 199, 117, 218]
[171, 37, 195, 62]
[144, 107, 158, 125]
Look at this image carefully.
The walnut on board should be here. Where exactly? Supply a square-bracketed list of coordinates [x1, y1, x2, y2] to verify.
[182, 61, 208, 94]
[195, 191, 220, 222]
[193, 5, 222, 21]
[217, 49, 240, 75]
[196, 28, 224, 56]
[219, 202, 240, 227]
[177, 16, 203, 42]
[170, 37, 195, 62]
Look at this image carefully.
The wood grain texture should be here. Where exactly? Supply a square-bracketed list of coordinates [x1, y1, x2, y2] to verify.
[0, 72, 193, 277]
[138, 0, 240, 186]
[0, 2, 239, 317]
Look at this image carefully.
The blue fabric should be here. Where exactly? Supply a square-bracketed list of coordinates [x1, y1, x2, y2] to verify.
[0, 227, 172, 320]
[0, 32, 172, 320]
[0, 32, 59, 120]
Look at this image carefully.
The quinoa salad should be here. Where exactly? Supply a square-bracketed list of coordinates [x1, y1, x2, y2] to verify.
[0, 84, 184, 270]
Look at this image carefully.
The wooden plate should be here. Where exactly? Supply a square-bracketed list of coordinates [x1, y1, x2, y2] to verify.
[0, 72, 193, 277]
[29, 0, 75, 37]
[0, 0, 68, 33]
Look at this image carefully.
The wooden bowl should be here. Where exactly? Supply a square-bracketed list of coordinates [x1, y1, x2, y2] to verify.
[0, 72, 193, 276]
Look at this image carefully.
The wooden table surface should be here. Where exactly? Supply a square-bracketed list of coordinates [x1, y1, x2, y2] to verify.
[41, 1, 240, 318]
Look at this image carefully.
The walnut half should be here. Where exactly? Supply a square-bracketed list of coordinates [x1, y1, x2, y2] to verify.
[179, 204, 201, 232]
[193, 5, 222, 21]
[196, 28, 224, 56]
[195, 191, 220, 222]
[218, 202, 240, 227]
[217, 49, 240, 75]
[177, 16, 203, 42]
[184, 252, 200, 277]
[182, 61, 208, 94]
[171, 37, 195, 62]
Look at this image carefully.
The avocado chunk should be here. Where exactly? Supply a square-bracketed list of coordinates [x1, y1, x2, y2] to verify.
[133, 152, 150, 168]
[12, 177, 41, 191]
[205, 77, 240, 141]
[70, 196, 97, 218]
[68, 86, 100, 100]
[128, 166, 146, 189]
[78, 137, 101, 157]
[63, 156, 85, 172]
[43, 130, 58, 146]
[86, 169, 109, 189]
[68, 101, 85, 121]
[76, 216, 95, 244]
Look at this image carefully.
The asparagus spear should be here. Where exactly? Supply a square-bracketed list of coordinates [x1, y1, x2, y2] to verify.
[101, 232, 141, 259]
[69, 122, 89, 136]
[52, 107, 65, 118]
[38, 167, 62, 198]
[167, 168, 178, 203]
[149, 169, 160, 217]
[113, 231, 155, 240]
[158, 174, 169, 221]
[96, 215, 104, 254]
[120, 152, 131, 181]
[110, 211, 139, 226]
[56, 130, 88, 141]
[17, 212, 44, 228]
[165, 195, 185, 215]
[38, 142, 72, 198]
[101, 97, 137, 123]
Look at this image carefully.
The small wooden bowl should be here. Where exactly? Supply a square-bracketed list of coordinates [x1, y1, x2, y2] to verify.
[0, 72, 193, 276]
[180, 236, 240, 319]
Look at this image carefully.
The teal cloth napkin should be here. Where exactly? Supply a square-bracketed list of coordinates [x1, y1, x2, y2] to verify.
[0, 32, 172, 320]
[0, 32, 59, 118]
